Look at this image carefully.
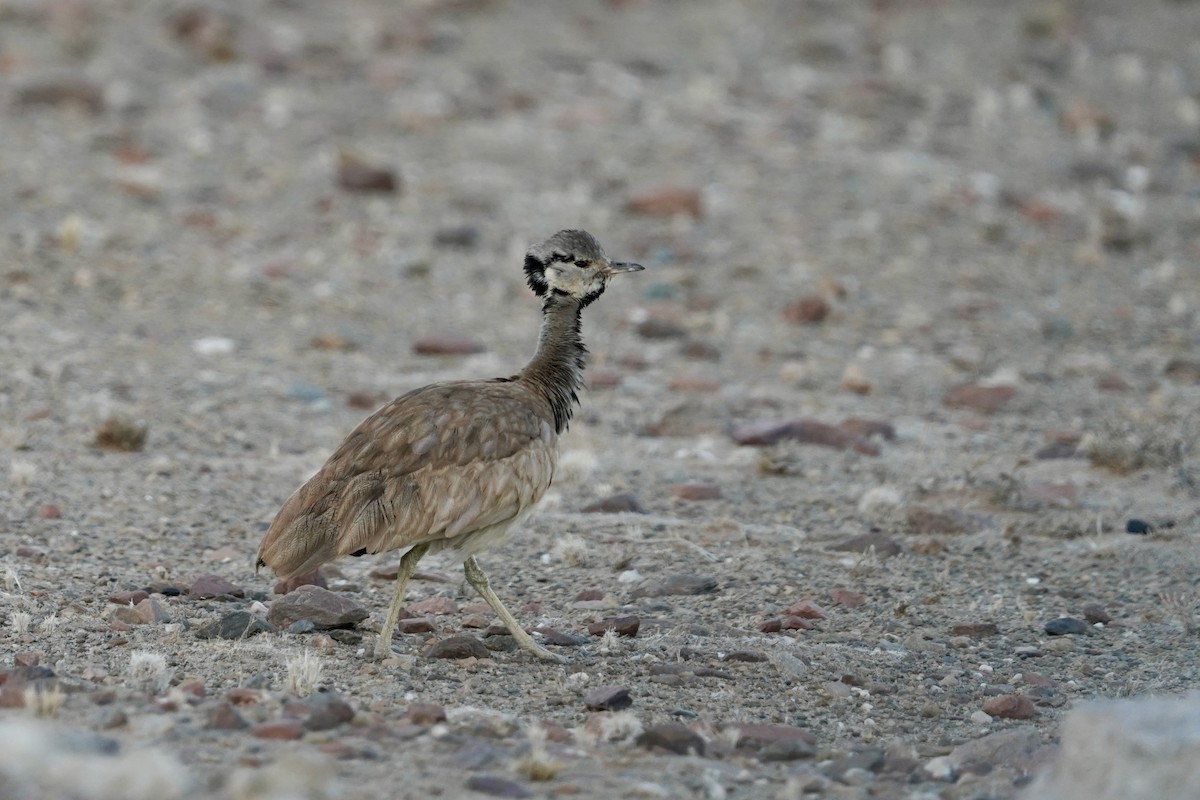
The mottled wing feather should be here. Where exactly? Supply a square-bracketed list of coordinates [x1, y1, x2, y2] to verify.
[257, 381, 557, 579]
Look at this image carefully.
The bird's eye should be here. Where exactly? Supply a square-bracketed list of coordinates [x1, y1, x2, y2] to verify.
[574, 259, 589, 268]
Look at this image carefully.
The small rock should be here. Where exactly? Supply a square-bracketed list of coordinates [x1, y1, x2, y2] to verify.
[670, 483, 723, 501]
[1083, 604, 1112, 624]
[1125, 518, 1151, 535]
[398, 617, 437, 634]
[951, 622, 999, 637]
[580, 492, 647, 513]
[205, 701, 248, 730]
[760, 616, 813, 633]
[274, 569, 328, 594]
[587, 616, 640, 637]
[413, 336, 485, 356]
[732, 419, 878, 456]
[829, 587, 866, 608]
[982, 694, 1036, 720]
[774, 601, 822, 621]
[1096, 373, 1130, 392]
[433, 225, 480, 249]
[1164, 358, 1200, 385]
[267, 585, 368, 630]
[464, 775, 533, 799]
[574, 589, 604, 602]
[839, 418, 897, 441]
[189, 574, 245, 600]
[1044, 617, 1089, 636]
[252, 719, 304, 740]
[422, 635, 490, 660]
[783, 295, 830, 325]
[728, 723, 817, 758]
[133, 598, 172, 624]
[635, 317, 687, 339]
[461, 613, 490, 629]
[679, 341, 721, 361]
[109, 590, 149, 606]
[37, 504, 61, 519]
[292, 691, 355, 731]
[637, 724, 706, 756]
[829, 532, 902, 558]
[839, 363, 872, 394]
[93, 414, 147, 452]
[532, 627, 588, 647]
[625, 186, 702, 218]
[583, 686, 632, 711]
[632, 574, 718, 598]
[721, 651, 769, 663]
[197, 611, 273, 640]
[943, 384, 1015, 413]
[408, 596, 458, 616]
[337, 152, 398, 193]
[405, 702, 446, 724]
[906, 506, 971, 535]
[15, 79, 105, 113]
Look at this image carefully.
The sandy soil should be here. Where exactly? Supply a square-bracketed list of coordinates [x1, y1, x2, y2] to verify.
[2, 1, 1200, 798]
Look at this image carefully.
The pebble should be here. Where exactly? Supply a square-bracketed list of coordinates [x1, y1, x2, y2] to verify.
[951, 622, 999, 637]
[133, 598, 172, 624]
[906, 506, 971, 535]
[533, 627, 588, 647]
[670, 483, 723, 501]
[829, 531, 902, 558]
[1083, 604, 1112, 624]
[635, 317, 687, 339]
[829, 587, 866, 608]
[252, 719, 304, 740]
[982, 694, 1036, 720]
[839, 363, 872, 394]
[1164, 358, 1200, 384]
[625, 186, 703, 219]
[37, 504, 61, 519]
[679, 341, 721, 361]
[583, 685, 633, 711]
[839, 417, 896, 441]
[433, 225, 481, 249]
[580, 492, 647, 513]
[721, 650, 769, 663]
[413, 336, 485, 356]
[196, 611, 273, 640]
[267, 585, 368, 630]
[14, 79, 105, 113]
[760, 616, 813, 633]
[408, 596, 458, 616]
[942, 384, 1015, 413]
[731, 418, 878, 456]
[422, 635, 490, 660]
[337, 153, 399, 193]
[290, 691, 355, 731]
[586, 616, 640, 637]
[728, 724, 817, 761]
[464, 775, 533, 799]
[188, 574, 246, 600]
[109, 589, 149, 605]
[632, 574, 718, 598]
[398, 617, 436, 634]
[405, 702, 447, 724]
[782, 295, 831, 325]
[1125, 518, 1151, 535]
[1044, 617, 1088, 636]
[636, 724, 706, 756]
[204, 701, 248, 730]
[782, 600, 827, 619]
[274, 569, 328, 594]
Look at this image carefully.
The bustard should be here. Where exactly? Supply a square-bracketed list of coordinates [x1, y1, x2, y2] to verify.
[256, 230, 643, 662]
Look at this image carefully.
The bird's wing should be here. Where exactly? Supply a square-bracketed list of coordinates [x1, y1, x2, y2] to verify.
[256, 382, 557, 579]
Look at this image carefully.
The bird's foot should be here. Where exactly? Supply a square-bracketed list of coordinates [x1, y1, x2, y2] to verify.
[525, 642, 569, 664]
[372, 637, 396, 661]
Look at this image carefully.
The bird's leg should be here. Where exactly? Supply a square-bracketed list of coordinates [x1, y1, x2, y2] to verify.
[374, 542, 430, 660]
[463, 555, 565, 663]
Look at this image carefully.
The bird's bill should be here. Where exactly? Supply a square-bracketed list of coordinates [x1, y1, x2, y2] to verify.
[605, 261, 645, 275]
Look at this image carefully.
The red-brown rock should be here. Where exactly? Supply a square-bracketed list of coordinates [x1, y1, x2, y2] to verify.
[829, 587, 866, 608]
[189, 574, 245, 600]
[274, 569, 328, 594]
[252, 719, 304, 740]
[943, 384, 1015, 413]
[783, 295, 830, 325]
[625, 186, 702, 218]
[732, 419, 878, 456]
[671, 483, 723, 501]
[982, 694, 1036, 720]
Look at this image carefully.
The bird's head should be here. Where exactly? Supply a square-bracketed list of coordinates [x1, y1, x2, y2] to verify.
[524, 229, 643, 308]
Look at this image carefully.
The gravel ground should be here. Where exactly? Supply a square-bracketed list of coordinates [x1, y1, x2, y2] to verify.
[3, 1, 1200, 798]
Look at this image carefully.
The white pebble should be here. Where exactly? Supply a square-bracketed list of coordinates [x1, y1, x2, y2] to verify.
[192, 336, 236, 356]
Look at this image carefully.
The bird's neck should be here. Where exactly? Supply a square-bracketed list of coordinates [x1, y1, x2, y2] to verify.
[519, 295, 587, 434]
